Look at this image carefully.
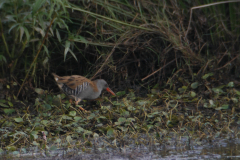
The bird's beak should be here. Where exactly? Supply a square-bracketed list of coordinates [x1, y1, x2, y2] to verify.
[106, 87, 116, 96]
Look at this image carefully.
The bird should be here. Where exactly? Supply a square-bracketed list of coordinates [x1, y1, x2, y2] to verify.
[52, 73, 115, 111]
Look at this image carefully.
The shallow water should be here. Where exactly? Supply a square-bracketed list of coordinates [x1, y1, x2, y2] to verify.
[3, 135, 240, 160]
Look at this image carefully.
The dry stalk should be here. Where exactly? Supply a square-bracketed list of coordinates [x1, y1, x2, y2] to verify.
[185, 0, 240, 37]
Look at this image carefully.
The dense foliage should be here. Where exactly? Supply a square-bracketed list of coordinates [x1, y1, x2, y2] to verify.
[0, 0, 240, 158]
[0, 0, 239, 90]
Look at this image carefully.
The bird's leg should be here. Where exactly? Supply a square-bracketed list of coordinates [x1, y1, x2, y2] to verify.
[75, 98, 81, 105]
[75, 98, 86, 111]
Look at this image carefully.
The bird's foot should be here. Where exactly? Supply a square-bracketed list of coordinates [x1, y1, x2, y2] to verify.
[77, 105, 91, 113]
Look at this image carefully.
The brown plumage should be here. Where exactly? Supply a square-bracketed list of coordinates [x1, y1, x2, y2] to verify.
[52, 73, 115, 111]
[52, 73, 98, 91]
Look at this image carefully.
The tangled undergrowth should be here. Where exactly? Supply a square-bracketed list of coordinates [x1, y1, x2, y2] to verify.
[0, 72, 239, 158]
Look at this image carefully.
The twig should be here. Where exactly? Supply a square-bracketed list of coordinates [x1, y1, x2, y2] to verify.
[91, 45, 116, 80]
[166, 69, 182, 84]
[215, 54, 239, 71]
[66, 4, 153, 32]
[217, 50, 228, 65]
[141, 58, 176, 81]
[185, 0, 240, 38]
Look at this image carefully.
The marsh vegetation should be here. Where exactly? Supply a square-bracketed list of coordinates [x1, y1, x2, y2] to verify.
[0, 0, 240, 159]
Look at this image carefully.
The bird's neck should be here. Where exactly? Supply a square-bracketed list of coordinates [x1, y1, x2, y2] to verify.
[92, 80, 101, 92]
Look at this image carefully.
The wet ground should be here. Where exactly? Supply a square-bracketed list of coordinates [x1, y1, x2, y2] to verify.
[2, 134, 240, 160]
[1, 82, 240, 160]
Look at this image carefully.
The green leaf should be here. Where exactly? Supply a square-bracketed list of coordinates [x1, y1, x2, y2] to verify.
[147, 112, 160, 117]
[178, 86, 187, 93]
[93, 133, 99, 139]
[55, 139, 61, 143]
[0, 100, 6, 103]
[127, 106, 136, 111]
[60, 93, 66, 99]
[231, 97, 238, 103]
[8, 23, 19, 34]
[4, 109, 15, 114]
[32, 141, 39, 146]
[35, 88, 44, 95]
[0, 102, 9, 108]
[19, 26, 24, 42]
[234, 89, 240, 96]
[215, 104, 229, 110]
[227, 82, 234, 87]
[21, 148, 27, 154]
[182, 86, 188, 89]
[76, 127, 84, 133]
[88, 113, 96, 120]
[56, 29, 61, 42]
[202, 73, 213, 79]
[64, 40, 71, 61]
[32, 0, 46, 15]
[137, 100, 149, 106]
[41, 120, 49, 126]
[50, 146, 58, 151]
[73, 35, 89, 43]
[118, 117, 126, 123]
[43, 103, 52, 111]
[147, 125, 153, 130]
[98, 116, 106, 119]
[62, 115, 72, 120]
[221, 104, 229, 110]
[237, 120, 240, 125]
[203, 103, 208, 108]
[118, 126, 128, 132]
[0, 148, 3, 154]
[215, 107, 222, 110]
[68, 48, 78, 62]
[127, 118, 135, 122]
[95, 123, 103, 127]
[120, 110, 129, 117]
[84, 130, 92, 135]
[107, 128, 114, 136]
[191, 82, 199, 89]
[66, 135, 72, 142]
[8, 101, 13, 107]
[31, 131, 38, 139]
[74, 116, 82, 121]
[209, 100, 215, 106]
[0, 0, 8, 9]
[43, 45, 49, 57]
[14, 118, 23, 122]
[212, 88, 223, 94]
[6, 146, 16, 151]
[69, 111, 76, 117]
[0, 55, 7, 63]
[34, 27, 45, 37]
[23, 26, 30, 42]
[116, 91, 126, 96]
[190, 91, 196, 97]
